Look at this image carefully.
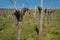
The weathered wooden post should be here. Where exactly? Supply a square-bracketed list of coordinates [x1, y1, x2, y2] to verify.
[44, 9, 48, 27]
[17, 21, 22, 40]
[48, 9, 55, 24]
[10, 1, 29, 40]
[34, 6, 37, 18]
[13, 8, 29, 40]
[48, 9, 52, 24]
[39, 0, 43, 35]
[51, 9, 56, 20]
[37, 0, 44, 40]
[50, 9, 54, 22]
[13, 10, 22, 40]
[10, 0, 22, 40]
[37, 0, 43, 39]
[47, 10, 50, 24]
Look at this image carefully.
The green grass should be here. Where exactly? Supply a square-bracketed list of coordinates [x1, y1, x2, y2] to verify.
[45, 10, 60, 40]
[0, 9, 60, 40]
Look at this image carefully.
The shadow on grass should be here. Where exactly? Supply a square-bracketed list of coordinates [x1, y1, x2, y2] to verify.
[34, 25, 39, 35]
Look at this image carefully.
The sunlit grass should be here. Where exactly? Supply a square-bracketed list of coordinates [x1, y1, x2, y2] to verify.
[0, 9, 60, 40]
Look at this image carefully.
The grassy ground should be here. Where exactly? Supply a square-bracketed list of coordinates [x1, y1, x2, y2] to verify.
[44, 10, 60, 40]
[0, 9, 60, 40]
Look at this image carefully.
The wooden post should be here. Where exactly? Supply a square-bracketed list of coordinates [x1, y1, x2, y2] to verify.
[48, 10, 51, 24]
[34, 6, 36, 18]
[17, 22, 22, 40]
[39, 0, 43, 36]
[48, 10, 50, 24]
[13, 8, 29, 40]
[10, 0, 21, 40]
[51, 10, 53, 22]
[44, 9, 48, 27]
[51, 8, 55, 21]
[13, 10, 22, 40]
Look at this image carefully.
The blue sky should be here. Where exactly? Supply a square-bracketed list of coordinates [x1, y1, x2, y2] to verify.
[0, 0, 60, 9]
